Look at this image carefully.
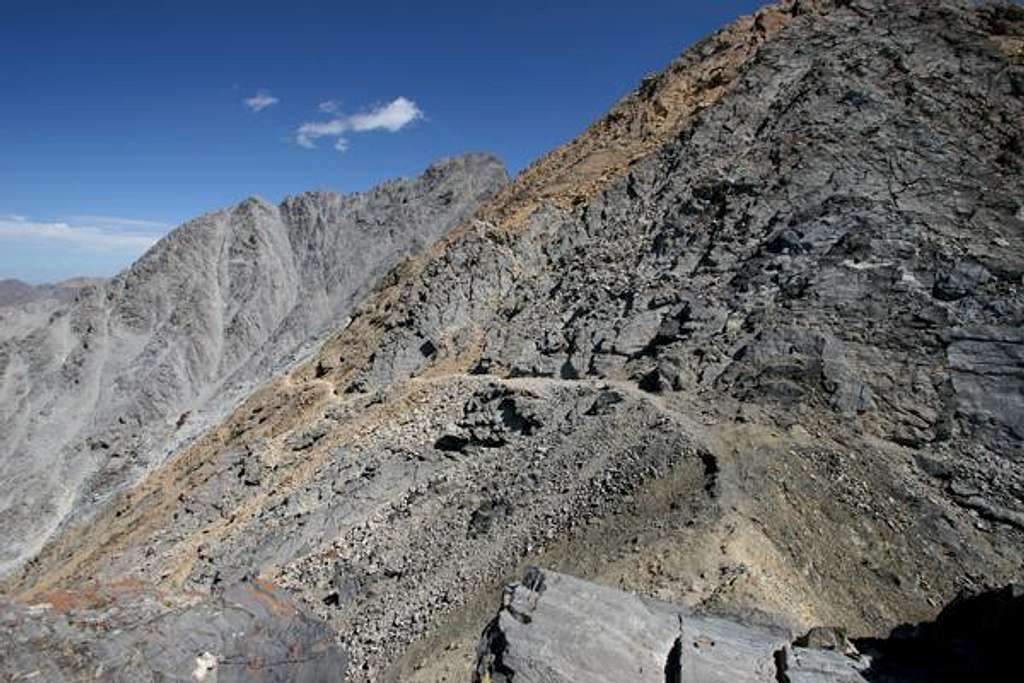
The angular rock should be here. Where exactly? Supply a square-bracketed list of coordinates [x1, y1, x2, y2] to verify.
[932, 260, 992, 302]
[473, 568, 867, 683]
[945, 326, 1024, 455]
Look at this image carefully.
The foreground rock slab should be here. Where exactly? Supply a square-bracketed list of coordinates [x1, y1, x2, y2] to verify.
[474, 569, 1024, 683]
[473, 568, 869, 683]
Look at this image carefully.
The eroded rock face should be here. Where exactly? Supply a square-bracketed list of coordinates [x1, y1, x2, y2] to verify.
[5, 2, 1024, 682]
[945, 326, 1024, 454]
[0, 579, 347, 682]
[0, 154, 507, 577]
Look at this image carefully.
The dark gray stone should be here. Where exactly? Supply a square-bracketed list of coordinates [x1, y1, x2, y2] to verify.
[0, 580, 347, 682]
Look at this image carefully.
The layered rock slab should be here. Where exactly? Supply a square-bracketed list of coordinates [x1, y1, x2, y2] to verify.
[473, 569, 1024, 683]
[473, 568, 869, 683]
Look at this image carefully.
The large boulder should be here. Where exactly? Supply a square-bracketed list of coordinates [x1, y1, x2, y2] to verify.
[473, 568, 869, 683]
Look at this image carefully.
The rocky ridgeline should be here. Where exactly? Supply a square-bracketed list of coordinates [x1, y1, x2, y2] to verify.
[0, 154, 507, 577]
[2, 0, 1023, 681]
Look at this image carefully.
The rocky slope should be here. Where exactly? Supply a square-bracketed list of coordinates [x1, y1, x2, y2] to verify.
[0, 154, 508, 577]
[3, 0, 1024, 681]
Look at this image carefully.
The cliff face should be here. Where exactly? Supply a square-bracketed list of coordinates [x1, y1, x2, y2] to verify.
[3, 1, 1024, 682]
[0, 154, 508, 577]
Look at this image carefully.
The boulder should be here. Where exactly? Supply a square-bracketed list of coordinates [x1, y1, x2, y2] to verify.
[472, 568, 868, 683]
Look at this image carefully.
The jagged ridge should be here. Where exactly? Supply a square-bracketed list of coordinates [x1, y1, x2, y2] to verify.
[0, 154, 507, 577]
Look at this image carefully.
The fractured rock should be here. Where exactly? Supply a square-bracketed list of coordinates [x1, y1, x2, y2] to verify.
[473, 568, 868, 683]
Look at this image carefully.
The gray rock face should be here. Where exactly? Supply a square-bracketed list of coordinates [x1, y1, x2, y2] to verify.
[473, 568, 870, 683]
[0, 154, 507, 577]
[0, 579, 347, 682]
[349, 0, 1024, 469]
[474, 569, 1024, 683]
[946, 326, 1024, 452]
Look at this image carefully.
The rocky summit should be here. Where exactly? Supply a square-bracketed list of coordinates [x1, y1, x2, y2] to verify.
[2, 0, 1024, 681]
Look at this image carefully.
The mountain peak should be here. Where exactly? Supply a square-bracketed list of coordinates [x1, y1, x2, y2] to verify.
[0, 157, 507, 579]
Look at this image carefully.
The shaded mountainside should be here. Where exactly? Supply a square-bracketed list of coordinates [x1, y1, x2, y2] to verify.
[3, 0, 1024, 682]
[0, 154, 507, 577]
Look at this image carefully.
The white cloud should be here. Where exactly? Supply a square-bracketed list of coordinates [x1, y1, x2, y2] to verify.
[244, 90, 279, 112]
[318, 100, 340, 113]
[296, 96, 423, 151]
[64, 215, 170, 230]
[0, 214, 167, 251]
[346, 97, 422, 132]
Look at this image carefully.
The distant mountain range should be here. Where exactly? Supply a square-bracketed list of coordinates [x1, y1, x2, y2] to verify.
[0, 277, 104, 308]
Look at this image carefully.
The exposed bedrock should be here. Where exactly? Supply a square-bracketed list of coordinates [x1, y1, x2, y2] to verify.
[0, 579, 347, 682]
[473, 569, 1023, 683]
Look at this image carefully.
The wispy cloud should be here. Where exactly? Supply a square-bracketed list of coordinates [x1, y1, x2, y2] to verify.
[0, 214, 167, 251]
[64, 215, 170, 230]
[318, 100, 340, 114]
[244, 90, 279, 112]
[296, 96, 423, 151]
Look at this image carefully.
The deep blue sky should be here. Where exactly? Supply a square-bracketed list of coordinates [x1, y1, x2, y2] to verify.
[1, 0, 768, 283]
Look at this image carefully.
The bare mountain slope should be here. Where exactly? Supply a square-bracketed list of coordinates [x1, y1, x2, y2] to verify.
[4, 1, 1024, 682]
[0, 154, 507, 577]
[0, 278, 103, 308]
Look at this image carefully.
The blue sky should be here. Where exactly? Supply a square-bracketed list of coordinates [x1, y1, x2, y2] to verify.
[1, 0, 768, 283]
